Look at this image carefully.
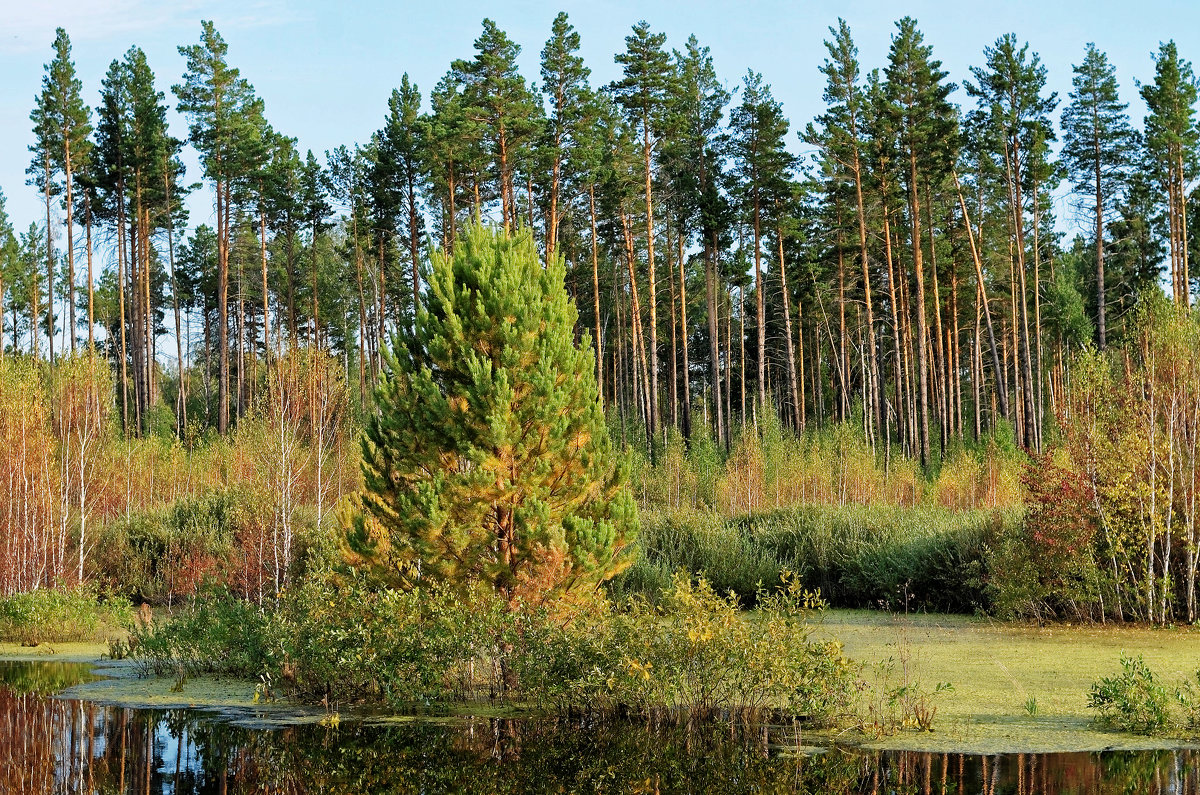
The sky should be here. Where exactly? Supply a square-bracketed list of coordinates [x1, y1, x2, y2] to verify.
[2, 0, 1199, 249]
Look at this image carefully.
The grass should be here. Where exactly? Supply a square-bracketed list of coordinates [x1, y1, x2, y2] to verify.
[0, 587, 133, 645]
[815, 609, 1200, 753]
[612, 504, 1014, 613]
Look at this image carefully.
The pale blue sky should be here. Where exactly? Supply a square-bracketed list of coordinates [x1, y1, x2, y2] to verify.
[1, 0, 1197, 243]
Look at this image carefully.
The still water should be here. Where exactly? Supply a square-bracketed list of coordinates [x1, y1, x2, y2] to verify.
[2, 660, 1199, 794]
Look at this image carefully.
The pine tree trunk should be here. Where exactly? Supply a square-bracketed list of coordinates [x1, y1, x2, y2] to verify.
[64, 138, 77, 354]
[836, 219, 848, 422]
[678, 230, 691, 440]
[589, 186, 604, 403]
[1032, 172, 1045, 452]
[168, 170, 186, 435]
[642, 125, 660, 442]
[906, 149, 931, 468]
[754, 195, 766, 411]
[217, 177, 230, 434]
[1006, 137, 1037, 451]
[621, 211, 653, 451]
[778, 228, 801, 430]
[1094, 130, 1107, 349]
[116, 182, 130, 432]
[408, 172, 421, 330]
[312, 216, 321, 349]
[925, 184, 947, 456]
[85, 196, 95, 350]
[667, 227, 679, 431]
[42, 149, 53, 363]
[851, 140, 880, 445]
[260, 202, 271, 366]
[954, 172, 1009, 421]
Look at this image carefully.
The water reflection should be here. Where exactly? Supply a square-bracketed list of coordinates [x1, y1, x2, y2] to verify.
[2, 660, 1198, 794]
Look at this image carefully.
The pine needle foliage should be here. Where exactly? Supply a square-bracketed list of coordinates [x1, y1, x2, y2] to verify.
[352, 222, 637, 604]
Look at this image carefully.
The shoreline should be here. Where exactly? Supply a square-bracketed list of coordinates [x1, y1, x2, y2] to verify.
[4, 609, 1196, 754]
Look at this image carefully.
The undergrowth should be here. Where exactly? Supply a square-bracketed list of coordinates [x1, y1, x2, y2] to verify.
[0, 586, 134, 645]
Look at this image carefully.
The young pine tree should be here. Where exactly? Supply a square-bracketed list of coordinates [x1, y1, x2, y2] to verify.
[351, 222, 637, 607]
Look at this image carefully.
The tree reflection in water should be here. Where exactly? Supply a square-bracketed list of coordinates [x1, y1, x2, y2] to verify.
[0, 661, 1197, 794]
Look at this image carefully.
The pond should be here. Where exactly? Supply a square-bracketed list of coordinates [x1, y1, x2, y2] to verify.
[2, 660, 1198, 794]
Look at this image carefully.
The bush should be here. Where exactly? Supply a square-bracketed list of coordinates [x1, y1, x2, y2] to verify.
[90, 492, 239, 605]
[1088, 655, 1173, 734]
[131, 588, 278, 677]
[552, 576, 854, 725]
[133, 572, 858, 725]
[277, 576, 511, 706]
[0, 586, 133, 644]
[90, 487, 326, 606]
[612, 505, 1013, 613]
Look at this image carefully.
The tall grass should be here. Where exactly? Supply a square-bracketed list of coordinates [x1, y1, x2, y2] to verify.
[631, 412, 1024, 517]
[0, 586, 133, 645]
[609, 505, 1017, 614]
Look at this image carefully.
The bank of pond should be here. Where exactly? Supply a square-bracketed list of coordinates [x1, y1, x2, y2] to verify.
[3, 659, 1200, 794]
[7, 597, 1200, 793]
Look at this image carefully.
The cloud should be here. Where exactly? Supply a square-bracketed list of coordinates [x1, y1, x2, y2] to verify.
[2, 0, 293, 53]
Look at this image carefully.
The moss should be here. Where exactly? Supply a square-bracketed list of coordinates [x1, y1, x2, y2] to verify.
[817, 609, 1200, 753]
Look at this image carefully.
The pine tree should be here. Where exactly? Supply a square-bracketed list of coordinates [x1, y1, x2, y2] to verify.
[809, 19, 879, 439]
[300, 151, 330, 347]
[427, 75, 485, 251]
[95, 57, 133, 425]
[124, 46, 182, 428]
[968, 33, 1057, 451]
[377, 76, 428, 330]
[1141, 40, 1199, 308]
[539, 12, 593, 267]
[174, 20, 260, 433]
[610, 21, 676, 444]
[884, 17, 957, 468]
[729, 70, 793, 411]
[666, 36, 728, 443]
[451, 20, 542, 234]
[352, 221, 637, 607]
[326, 143, 372, 399]
[40, 28, 92, 356]
[265, 134, 303, 347]
[1062, 44, 1137, 350]
[27, 87, 57, 362]
[13, 224, 45, 356]
[0, 189, 16, 360]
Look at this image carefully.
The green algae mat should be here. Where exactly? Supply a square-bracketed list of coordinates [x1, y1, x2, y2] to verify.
[815, 609, 1200, 753]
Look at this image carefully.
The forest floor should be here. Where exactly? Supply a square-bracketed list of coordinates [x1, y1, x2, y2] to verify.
[816, 609, 1200, 753]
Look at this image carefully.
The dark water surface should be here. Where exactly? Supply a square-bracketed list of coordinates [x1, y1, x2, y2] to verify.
[3, 660, 1199, 794]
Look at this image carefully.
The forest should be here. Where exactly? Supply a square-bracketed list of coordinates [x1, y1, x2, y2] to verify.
[3, 10, 1200, 715]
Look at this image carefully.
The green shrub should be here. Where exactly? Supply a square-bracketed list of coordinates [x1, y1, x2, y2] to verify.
[612, 505, 1013, 613]
[276, 575, 510, 707]
[133, 571, 858, 724]
[90, 491, 240, 605]
[0, 586, 134, 644]
[520, 573, 856, 724]
[1088, 655, 1173, 734]
[131, 588, 277, 677]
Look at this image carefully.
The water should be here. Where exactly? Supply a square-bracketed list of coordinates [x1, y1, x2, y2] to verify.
[2, 660, 1199, 794]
